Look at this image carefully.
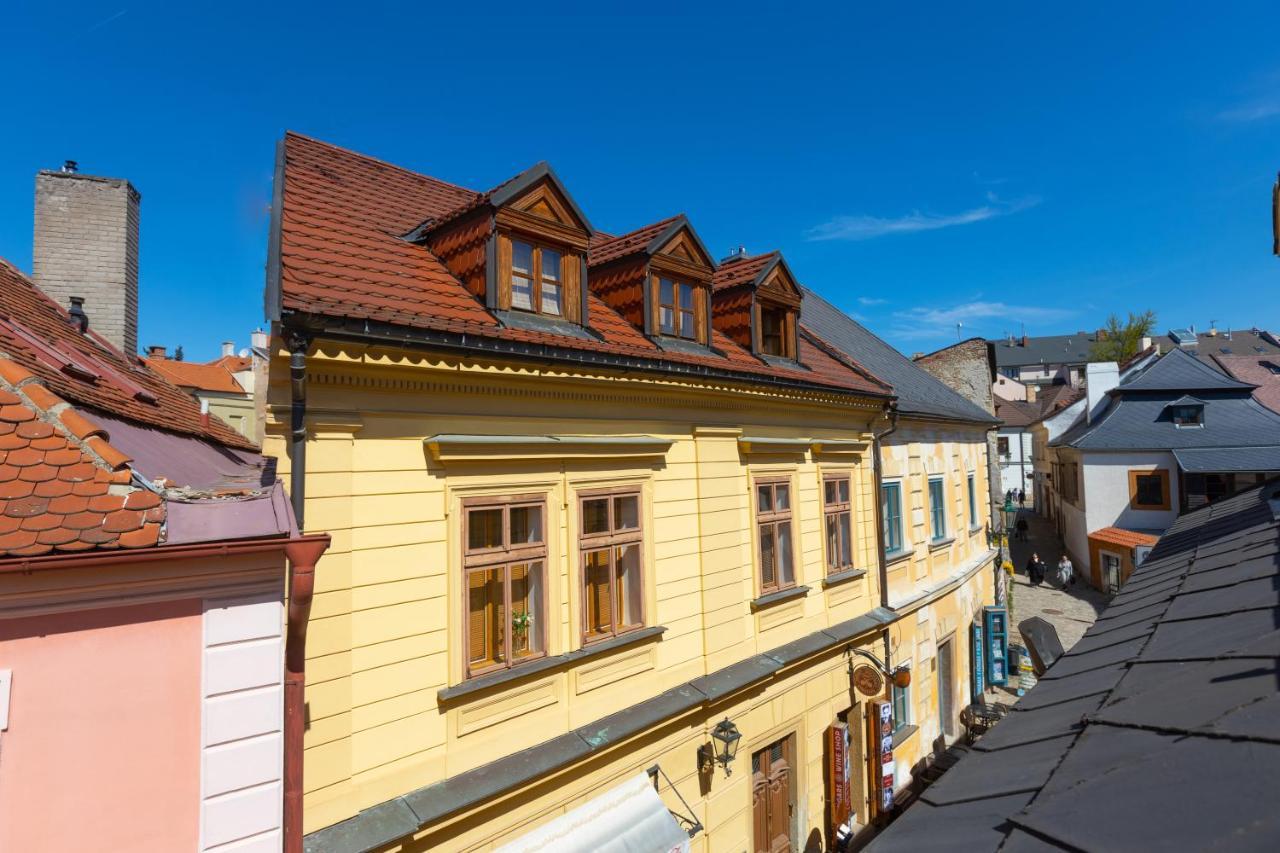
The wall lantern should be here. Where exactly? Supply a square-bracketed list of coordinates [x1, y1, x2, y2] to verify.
[699, 718, 742, 777]
[847, 647, 911, 692]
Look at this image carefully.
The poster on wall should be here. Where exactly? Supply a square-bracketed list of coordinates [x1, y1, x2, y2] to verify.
[971, 620, 985, 701]
[867, 699, 895, 817]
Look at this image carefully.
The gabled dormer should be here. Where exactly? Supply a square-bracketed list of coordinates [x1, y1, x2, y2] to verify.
[405, 163, 593, 328]
[587, 215, 716, 346]
[711, 250, 803, 363]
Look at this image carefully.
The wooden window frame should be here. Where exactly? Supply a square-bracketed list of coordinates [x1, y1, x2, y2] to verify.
[502, 234, 573, 319]
[822, 473, 855, 575]
[757, 301, 796, 359]
[1128, 469, 1171, 511]
[461, 494, 549, 679]
[652, 276, 707, 343]
[891, 662, 912, 732]
[755, 477, 797, 595]
[928, 477, 947, 542]
[578, 486, 646, 644]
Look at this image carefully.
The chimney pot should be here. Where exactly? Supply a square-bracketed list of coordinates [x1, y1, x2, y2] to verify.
[221, 340, 235, 358]
[147, 345, 167, 359]
[67, 296, 89, 334]
[251, 328, 269, 351]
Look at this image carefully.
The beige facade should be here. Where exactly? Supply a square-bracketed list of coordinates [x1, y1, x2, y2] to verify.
[267, 340, 995, 852]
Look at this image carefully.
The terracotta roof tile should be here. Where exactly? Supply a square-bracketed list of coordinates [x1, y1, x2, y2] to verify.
[587, 216, 683, 267]
[0, 258, 253, 450]
[1089, 526, 1160, 548]
[277, 134, 894, 399]
[146, 358, 246, 394]
[0, 361, 166, 558]
[712, 252, 776, 292]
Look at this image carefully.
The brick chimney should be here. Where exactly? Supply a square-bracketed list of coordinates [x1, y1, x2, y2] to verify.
[33, 166, 141, 355]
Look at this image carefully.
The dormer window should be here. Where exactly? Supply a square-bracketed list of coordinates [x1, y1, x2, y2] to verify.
[657, 278, 700, 340]
[1171, 405, 1203, 427]
[759, 304, 793, 358]
[510, 238, 564, 317]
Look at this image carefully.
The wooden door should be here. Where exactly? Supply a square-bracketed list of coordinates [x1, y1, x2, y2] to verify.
[938, 639, 955, 737]
[752, 736, 794, 853]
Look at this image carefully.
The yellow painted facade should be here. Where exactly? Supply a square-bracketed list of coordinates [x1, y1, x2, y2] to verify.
[268, 335, 997, 852]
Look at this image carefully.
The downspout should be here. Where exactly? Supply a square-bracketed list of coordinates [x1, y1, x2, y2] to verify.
[283, 534, 331, 853]
[871, 403, 901, 682]
[287, 330, 310, 528]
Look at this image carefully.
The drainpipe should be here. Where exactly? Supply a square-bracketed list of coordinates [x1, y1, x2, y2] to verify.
[283, 534, 331, 853]
[287, 330, 309, 528]
[871, 403, 901, 671]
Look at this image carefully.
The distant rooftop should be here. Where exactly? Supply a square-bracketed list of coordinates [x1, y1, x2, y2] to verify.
[990, 326, 1280, 369]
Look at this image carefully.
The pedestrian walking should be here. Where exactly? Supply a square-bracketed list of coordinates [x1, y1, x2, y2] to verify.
[1025, 552, 1046, 586]
[1017, 488, 1026, 508]
[1015, 516, 1029, 542]
[1057, 555, 1075, 588]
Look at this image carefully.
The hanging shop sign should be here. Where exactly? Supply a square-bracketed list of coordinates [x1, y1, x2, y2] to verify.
[867, 699, 895, 818]
[852, 664, 884, 697]
[825, 722, 852, 840]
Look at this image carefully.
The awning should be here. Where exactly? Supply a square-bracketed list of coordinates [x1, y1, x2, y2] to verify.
[1173, 446, 1280, 473]
[497, 772, 690, 853]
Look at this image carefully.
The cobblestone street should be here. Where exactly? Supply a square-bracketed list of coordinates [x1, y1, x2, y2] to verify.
[1004, 507, 1110, 654]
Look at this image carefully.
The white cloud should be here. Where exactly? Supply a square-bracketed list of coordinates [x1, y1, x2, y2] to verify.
[887, 300, 1074, 342]
[857, 296, 888, 306]
[1217, 100, 1280, 123]
[806, 194, 1040, 242]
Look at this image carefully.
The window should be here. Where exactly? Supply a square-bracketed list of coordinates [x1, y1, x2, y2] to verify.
[1170, 405, 1203, 427]
[759, 304, 793, 358]
[463, 497, 548, 678]
[928, 478, 947, 542]
[579, 489, 644, 643]
[882, 482, 903, 554]
[997, 436, 1010, 456]
[508, 238, 564, 317]
[823, 474, 854, 574]
[967, 473, 978, 529]
[1129, 469, 1170, 511]
[1060, 461, 1080, 504]
[756, 479, 795, 594]
[891, 666, 912, 733]
[657, 278, 699, 340]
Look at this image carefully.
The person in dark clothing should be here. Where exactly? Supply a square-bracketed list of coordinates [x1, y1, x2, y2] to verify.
[1015, 516, 1029, 542]
[1018, 488, 1026, 507]
[1025, 552, 1046, 585]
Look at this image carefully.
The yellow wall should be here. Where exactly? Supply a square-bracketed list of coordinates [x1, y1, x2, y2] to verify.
[268, 338, 995, 851]
[200, 390, 256, 442]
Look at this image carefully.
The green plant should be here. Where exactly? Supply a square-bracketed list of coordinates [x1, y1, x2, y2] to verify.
[1089, 311, 1157, 363]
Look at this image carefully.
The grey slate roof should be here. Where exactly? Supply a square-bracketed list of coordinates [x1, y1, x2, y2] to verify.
[867, 480, 1280, 852]
[801, 289, 998, 424]
[1154, 327, 1280, 360]
[1053, 349, 1280, 452]
[989, 333, 1095, 368]
[1173, 446, 1280, 472]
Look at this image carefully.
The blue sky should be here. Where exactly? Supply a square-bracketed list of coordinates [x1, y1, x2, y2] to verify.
[2, 2, 1278, 360]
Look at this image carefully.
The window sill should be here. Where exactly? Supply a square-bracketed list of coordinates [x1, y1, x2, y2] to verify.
[438, 625, 666, 703]
[969, 524, 983, 535]
[928, 537, 956, 552]
[822, 567, 868, 589]
[750, 585, 810, 611]
[892, 724, 919, 748]
[884, 548, 912, 567]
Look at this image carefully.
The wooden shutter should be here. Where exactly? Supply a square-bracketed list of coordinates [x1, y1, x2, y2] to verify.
[562, 252, 581, 323]
[585, 552, 611, 636]
[497, 234, 513, 310]
[752, 766, 769, 853]
[768, 747, 791, 853]
[468, 570, 492, 667]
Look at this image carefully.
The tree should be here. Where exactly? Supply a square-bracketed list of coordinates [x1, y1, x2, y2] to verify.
[1089, 311, 1156, 363]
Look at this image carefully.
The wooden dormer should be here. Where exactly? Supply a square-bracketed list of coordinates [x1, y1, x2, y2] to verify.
[587, 215, 716, 345]
[409, 163, 593, 327]
[711, 251, 803, 363]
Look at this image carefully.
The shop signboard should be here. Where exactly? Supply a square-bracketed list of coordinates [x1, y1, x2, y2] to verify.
[983, 606, 1009, 687]
[971, 620, 985, 701]
[867, 699, 895, 818]
[825, 722, 851, 839]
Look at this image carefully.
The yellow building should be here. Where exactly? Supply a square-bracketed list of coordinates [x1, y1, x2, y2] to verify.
[266, 133, 996, 853]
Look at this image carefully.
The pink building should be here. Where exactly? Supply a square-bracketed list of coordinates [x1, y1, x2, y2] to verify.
[0, 254, 327, 851]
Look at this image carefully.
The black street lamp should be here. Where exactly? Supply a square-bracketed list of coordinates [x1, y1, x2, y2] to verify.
[700, 718, 742, 777]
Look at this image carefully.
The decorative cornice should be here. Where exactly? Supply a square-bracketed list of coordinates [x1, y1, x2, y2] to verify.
[424, 434, 673, 464]
[811, 438, 871, 456]
[737, 436, 811, 455]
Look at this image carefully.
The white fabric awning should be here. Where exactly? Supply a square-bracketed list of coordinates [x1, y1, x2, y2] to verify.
[496, 772, 690, 853]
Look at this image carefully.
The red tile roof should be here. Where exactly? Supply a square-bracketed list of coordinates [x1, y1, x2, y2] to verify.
[712, 252, 776, 292]
[588, 216, 683, 267]
[1089, 527, 1160, 549]
[0, 259, 254, 450]
[0, 357, 163, 557]
[1212, 355, 1280, 415]
[276, 133, 893, 399]
[146, 358, 246, 394]
[211, 354, 253, 373]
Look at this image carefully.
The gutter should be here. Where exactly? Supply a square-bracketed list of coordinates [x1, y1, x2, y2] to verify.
[871, 402, 901, 679]
[0, 533, 305, 573]
[287, 330, 310, 528]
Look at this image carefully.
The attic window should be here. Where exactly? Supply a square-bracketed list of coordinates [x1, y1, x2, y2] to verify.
[1170, 404, 1204, 427]
[758, 303, 795, 359]
[498, 234, 581, 322]
[655, 278, 704, 342]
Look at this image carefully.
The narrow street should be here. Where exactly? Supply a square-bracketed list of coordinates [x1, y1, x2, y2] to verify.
[1005, 507, 1110, 654]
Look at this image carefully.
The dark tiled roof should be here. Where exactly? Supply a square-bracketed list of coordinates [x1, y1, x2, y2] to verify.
[989, 333, 1096, 368]
[1121, 347, 1254, 392]
[995, 399, 1041, 427]
[0, 259, 253, 449]
[869, 480, 1280, 852]
[1154, 328, 1280, 359]
[275, 133, 892, 399]
[800, 288, 998, 424]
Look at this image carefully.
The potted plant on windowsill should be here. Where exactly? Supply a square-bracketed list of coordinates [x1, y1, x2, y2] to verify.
[511, 609, 534, 655]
